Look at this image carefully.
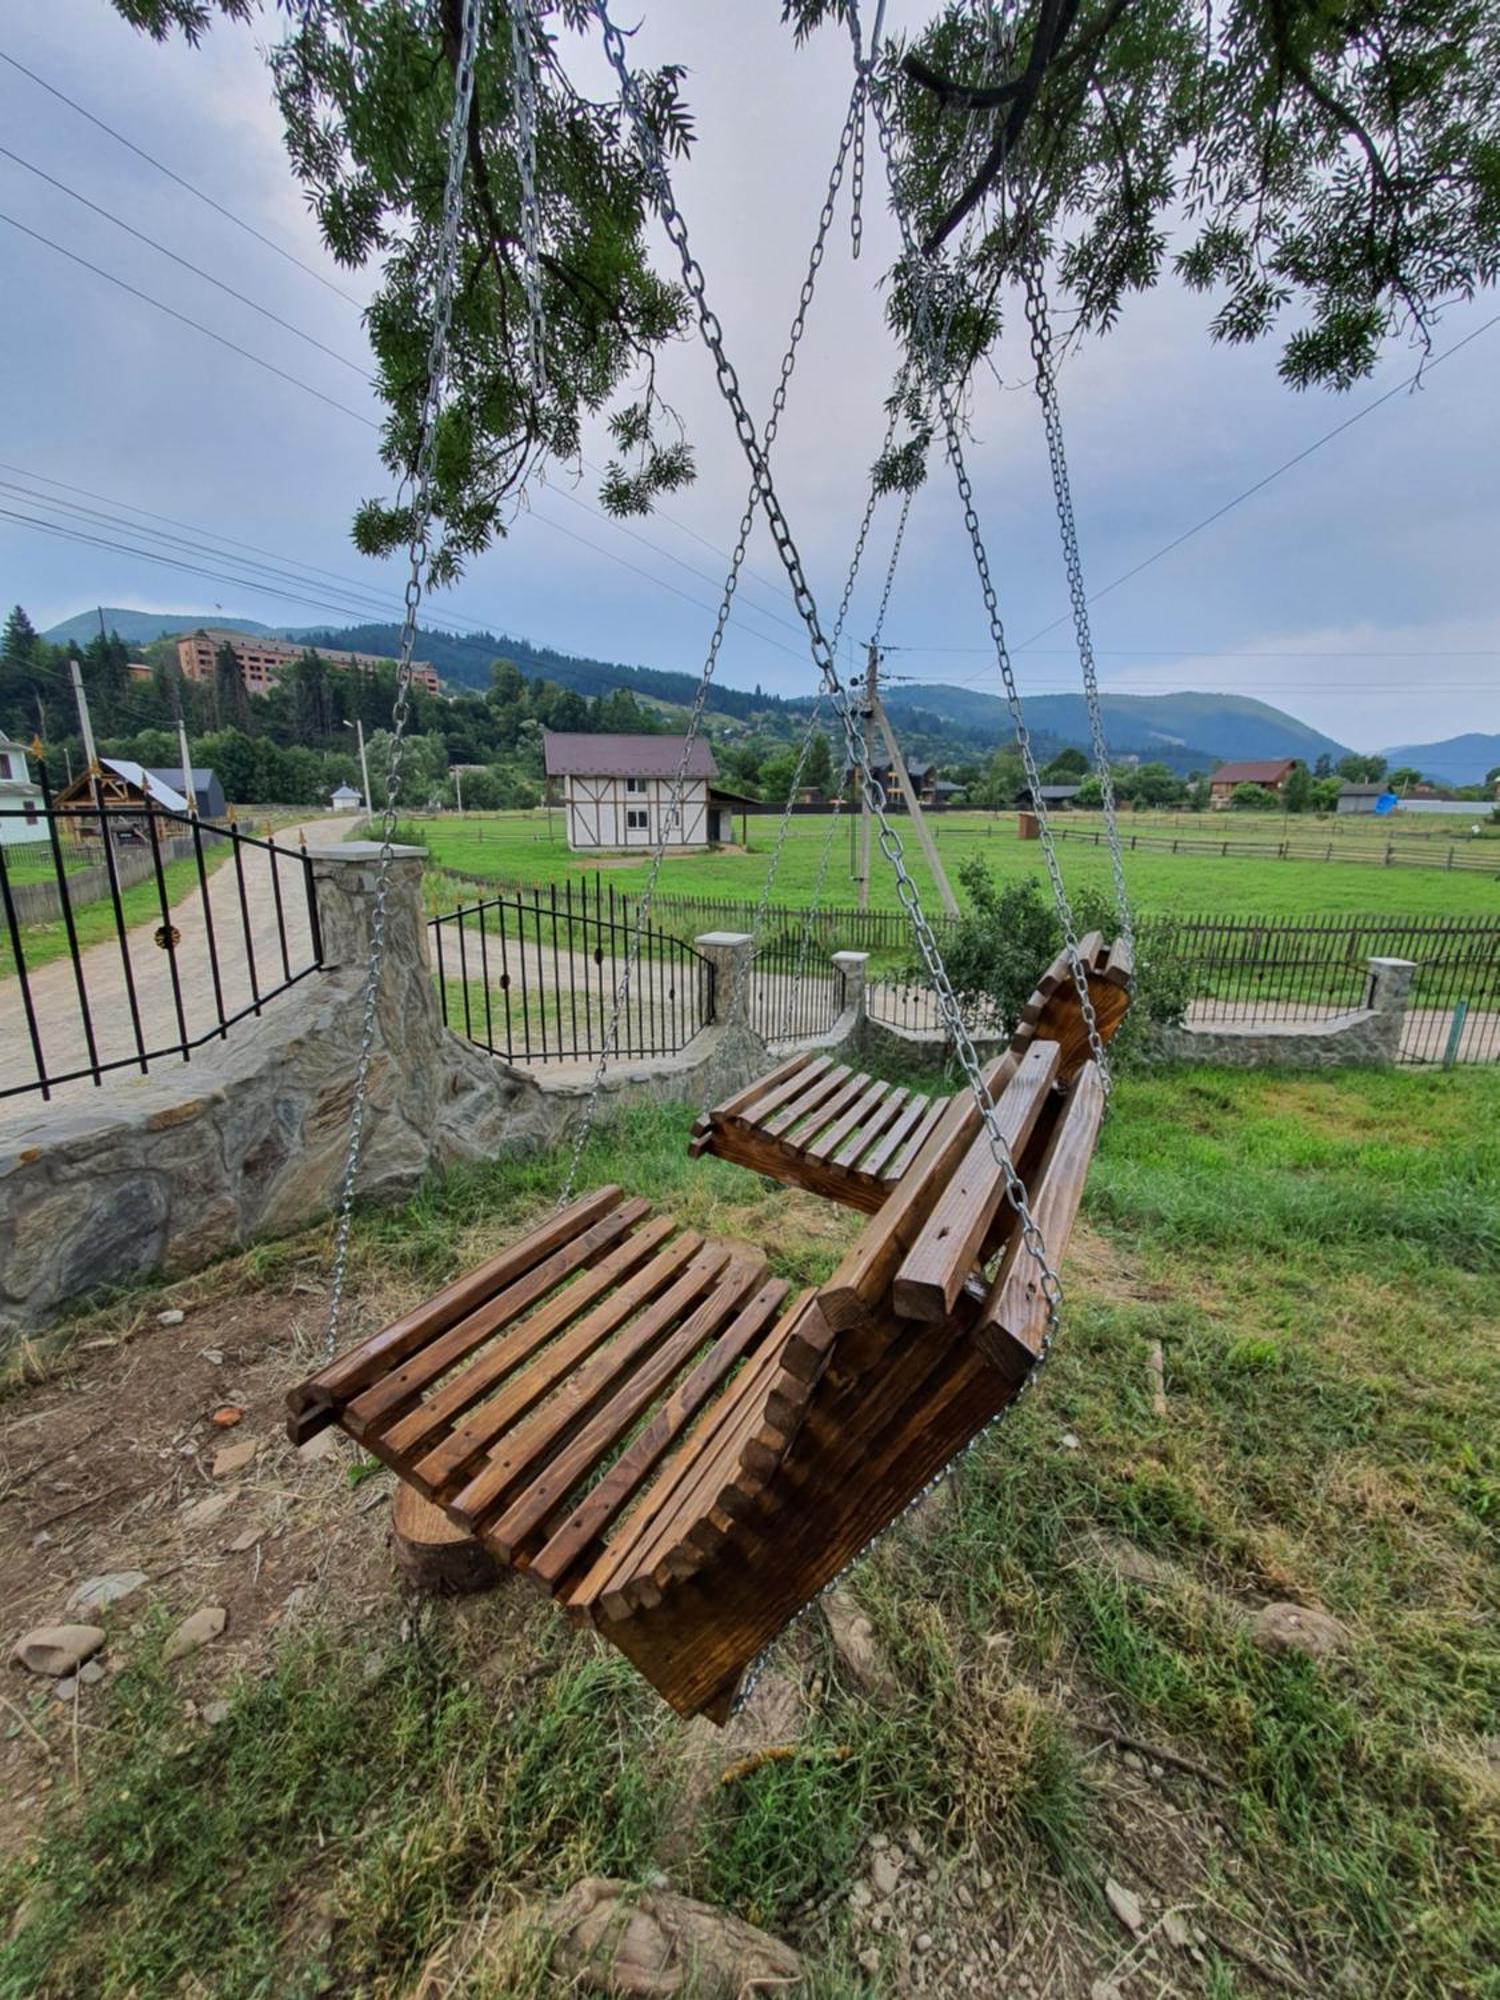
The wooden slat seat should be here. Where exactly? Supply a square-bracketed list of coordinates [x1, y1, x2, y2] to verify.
[688, 935, 1131, 1211]
[689, 1049, 949, 1212]
[289, 946, 1125, 1725]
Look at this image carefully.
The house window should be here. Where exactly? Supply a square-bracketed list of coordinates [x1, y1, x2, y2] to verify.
[625, 776, 648, 794]
[626, 808, 649, 831]
[24, 800, 37, 825]
[0, 753, 11, 779]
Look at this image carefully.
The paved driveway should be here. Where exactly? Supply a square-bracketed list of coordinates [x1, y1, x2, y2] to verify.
[0, 819, 334, 1109]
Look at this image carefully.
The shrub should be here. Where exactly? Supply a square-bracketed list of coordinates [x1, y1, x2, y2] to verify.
[914, 860, 1188, 1062]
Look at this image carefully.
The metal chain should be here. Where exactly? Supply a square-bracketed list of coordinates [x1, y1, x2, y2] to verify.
[556, 68, 868, 1205]
[594, 1, 1064, 1349]
[868, 87, 1111, 1097]
[506, 0, 549, 400]
[322, 0, 483, 1363]
[849, 88, 866, 261]
[1020, 250, 1132, 951]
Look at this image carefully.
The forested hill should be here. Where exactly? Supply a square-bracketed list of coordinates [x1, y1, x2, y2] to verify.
[287, 622, 796, 722]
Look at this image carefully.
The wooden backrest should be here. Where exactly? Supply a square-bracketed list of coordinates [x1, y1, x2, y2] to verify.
[817, 1040, 1064, 1335]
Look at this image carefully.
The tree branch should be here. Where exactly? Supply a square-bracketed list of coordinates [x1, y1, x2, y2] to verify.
[915, 0, 1134, 251]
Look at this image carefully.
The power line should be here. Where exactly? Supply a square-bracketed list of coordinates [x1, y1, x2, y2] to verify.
[526, 505, 811, 666]
[0, 504, 422, 629]
[1012, 310, 1500, 655]
[0, 48, 365, 309]
[0, 482, 410, 627]
[0, 144, 375, 382]
[0, 460, 487, 628]
[0, 209, 380, 429]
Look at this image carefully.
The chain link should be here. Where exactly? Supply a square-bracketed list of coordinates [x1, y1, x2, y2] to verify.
[322, 0, 483, 1363]
[557, 68, 868, 1204]
[868, 88, 1112, 1098]
[593, 1, 1065, 1352]
[1020, 250, 1132, 952]
[506, 0, 549, 401]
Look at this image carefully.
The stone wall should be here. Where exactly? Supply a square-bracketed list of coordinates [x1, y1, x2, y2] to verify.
[1141, 957, 1416, 1069]
[0, 859, 791, 1339]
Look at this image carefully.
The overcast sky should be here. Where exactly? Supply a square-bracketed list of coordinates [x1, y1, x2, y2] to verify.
[2, 0, 1496, 753]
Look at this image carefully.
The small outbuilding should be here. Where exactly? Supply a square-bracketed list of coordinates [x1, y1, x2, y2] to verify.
[329, 783, 363, 812]
[1336, 781, 1387, 814]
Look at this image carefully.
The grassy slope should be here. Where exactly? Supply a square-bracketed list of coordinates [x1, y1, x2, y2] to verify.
[2, 1066, 1496, 1997]
[407, 810, 1500, 921]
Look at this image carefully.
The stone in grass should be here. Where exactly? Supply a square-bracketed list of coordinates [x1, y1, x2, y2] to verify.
[185, 1490, 239, 1530]
[1104, 1878, 1145, 1935]
[163, 1606, 228, 1663]
[65, 1571, 148, 1614]
[823, 1587, 895, 1698]
[543, 1876, 801, 1998]
[12, 1625, 105, 1677]
[1252, 1602, 1349, 1660]
[213, 1438, 258, 1480]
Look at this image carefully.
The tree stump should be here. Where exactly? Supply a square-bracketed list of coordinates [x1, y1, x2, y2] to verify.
[391, 1484, 503, 1595]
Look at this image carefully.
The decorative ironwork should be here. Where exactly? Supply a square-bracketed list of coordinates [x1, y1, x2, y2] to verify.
[0, 769, 322, 1103]
[429, 875, 714, 1066]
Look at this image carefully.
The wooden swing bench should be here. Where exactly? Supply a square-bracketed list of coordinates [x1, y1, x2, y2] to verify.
[286, 943, 1128, 1723]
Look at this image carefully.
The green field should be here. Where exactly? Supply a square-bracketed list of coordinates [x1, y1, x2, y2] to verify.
[402, 808, 1500, 921]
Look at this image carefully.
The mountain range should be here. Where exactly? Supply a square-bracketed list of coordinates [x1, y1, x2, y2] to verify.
[1377, 732, 1500, 787]
[42, 605, 1393, 774]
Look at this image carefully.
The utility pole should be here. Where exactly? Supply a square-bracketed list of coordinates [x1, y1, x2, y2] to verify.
[872, 684, 960, 916]
[69, 656, 99, 770]
[71, 655, 110, 851]
[454, 766, 464, 815]
[345, 717, 373, 818]
[177, 715, 198, 819]
[857, 644, 878, 912]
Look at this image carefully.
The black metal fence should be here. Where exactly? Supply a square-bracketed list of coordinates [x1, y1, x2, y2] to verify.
[1142, 913, 1500, 1064]
[864, 913, 1500, 1066]
[750, 933, 846, 1047]
[429, 877, 714, 1065]
[0, 779, 323, 1103]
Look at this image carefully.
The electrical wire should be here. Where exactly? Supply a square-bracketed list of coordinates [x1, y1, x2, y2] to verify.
[0, 209, 380, 429]
[0, 144, 375, 381]
[0, 47, 365, 308]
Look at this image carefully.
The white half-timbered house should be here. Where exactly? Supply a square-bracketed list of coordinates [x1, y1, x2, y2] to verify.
[544, 731, 727, 851]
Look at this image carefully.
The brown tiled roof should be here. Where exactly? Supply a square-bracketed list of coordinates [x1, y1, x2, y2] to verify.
[1210, 758, 1298, 786]
[543, 730, 719, 779]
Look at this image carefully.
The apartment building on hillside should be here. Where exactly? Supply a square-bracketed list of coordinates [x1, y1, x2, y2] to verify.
[176, 629, 440, 699]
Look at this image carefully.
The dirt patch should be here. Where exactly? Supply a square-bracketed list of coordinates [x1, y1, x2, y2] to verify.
[0, 1284, 406, 1859]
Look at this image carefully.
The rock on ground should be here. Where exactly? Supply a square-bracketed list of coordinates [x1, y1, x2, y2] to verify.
[12, 1624, 106, 1677]
[823, 1588, 894, 1697]
[544, 1876, 802, 1997]
[163, 1605, 228, 1663]
[65, 1570, 147, 1613]
[1251, 1601, 1349, 1659]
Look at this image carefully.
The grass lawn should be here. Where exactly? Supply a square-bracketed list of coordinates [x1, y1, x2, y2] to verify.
[404, 809, 1500, 922]
[1, 1061, 1496, 1996]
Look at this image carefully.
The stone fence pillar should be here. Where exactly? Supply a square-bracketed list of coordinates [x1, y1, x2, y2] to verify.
[832, 949, 870, 1026]
[694, 931, 755, 1029]
[309, 841, 428, 975]
[1366, 954, 1417, 1063]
